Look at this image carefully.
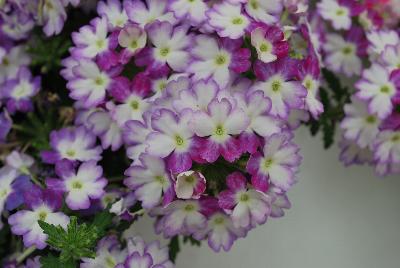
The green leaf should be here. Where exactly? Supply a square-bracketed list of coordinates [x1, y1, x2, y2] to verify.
[183, 236, 201, 247]
[40, 254, 76, 268]
[38, 214, 113, 263]
[168, 236, 180, 264]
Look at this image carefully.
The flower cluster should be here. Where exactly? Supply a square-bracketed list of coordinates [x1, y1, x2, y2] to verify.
[314, 0, 400, 176]
[57, 0, 321, 254]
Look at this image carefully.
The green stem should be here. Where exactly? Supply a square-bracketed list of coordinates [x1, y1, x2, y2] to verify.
[16, 246, 36, 264]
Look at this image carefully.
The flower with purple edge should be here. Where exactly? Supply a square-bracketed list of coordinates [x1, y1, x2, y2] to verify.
[218, 172, 271, 229]
[0, 110, 12, 142]
[250, 25, 289, 64]
[235, 90, 282, 153]
[118, 23, 147, 61]
[136, 21, 192, 72]
[381, 44, 400, 72]
[245, 0, 283, 24]
[247, 133, 301, 192]
[0, 45, 30, 84]
[71, 17, 111, 59]
[251, 58, 307, 119]
[174, 170, 206, 200]
[207, 2, 250, 39]
[339, 137, 374, 166]
[41, 0, 67, 36]
[46, 161, 107, 210]
[146, 109, 195, 173]
[295, 56, 324, 119]
[117, 236, 173, 268]
[41, 126, 102, 164]
[123, 0, 176, 29]
[124, 154, 173, 209]
[97, 0, 129, 29]
[193, 211, 247, 252]
[5, 150, 34, 174]
[317, 0, 362, 30]
[160, 199, 207, 237]
[190, 98, 250, 163]
[355, 64, 400, 119]
[373, 130, 400, 164]
[67, 59, 112, 108]
[2, 67, 40, 113]
[268, 189, 291, 218]
[8, 186, 69, 249]
[367, 30, 400, 58]
[168, 0, 208, 26]
[81, 235, 127, 268]
[340, 96, 381, 148]
[123, 114, 152, 162]
[188, 35, 251, 89]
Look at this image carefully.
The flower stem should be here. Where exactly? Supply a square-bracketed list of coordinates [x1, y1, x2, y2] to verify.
[16, 246, 36, 264]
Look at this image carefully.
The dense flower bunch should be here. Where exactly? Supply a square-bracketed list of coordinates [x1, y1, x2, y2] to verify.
[311, 0, 400, 176]
[2, 0, 400, 267]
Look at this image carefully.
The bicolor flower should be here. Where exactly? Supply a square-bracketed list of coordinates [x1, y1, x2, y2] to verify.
[0, 45, 30, 83]
[245, 0, 283, 24]
[123, 0, 176, 29]
[124, 154, 173, 209]
[41, 0, 67, 36]
[268, 189, 291, 218]
[323, 27, 367, 77]
[81, 235, 127, 268]
[380, 44, 400, 71]
[97, 0, 128, 29]
[250, 26, 289, 64]
[5, 151, 34, 174]
[160, 199, 207, 237]
[373, 130, 400, 164]
[123, 114, 152, 162]
[193, 211, 246, 252]
[67, 59, 112, 108]
[46, 161, 107, 210]
[2, 67, 40, 113]
[146, 109, 195, 173]
[218, 172, 271, 228]
[174, 170, 206, 199]
[235, 90, 282, 153]
[8, 187, 69, 249]
[41, 126, 102, 164]
[168, 0, 208, 25]
[207, 2, 250, 39]
[190, 98, 250, 163]
[251, 59, 307, 119]
[341, 96, 381, 148]
[118, 23, 147, 61]
[0, 111, 12, 142]
[188, 35, 251, 88]
[317, 0, 362, 30]
[136, 21, 192, 72]
[72, 17, 110, 58]
[367, 30, 399, 58]
[339, 137, 373, 166]
[355, 64, 400, 119]
[295, 57, 324, 118]
[247, 133, 301, 191]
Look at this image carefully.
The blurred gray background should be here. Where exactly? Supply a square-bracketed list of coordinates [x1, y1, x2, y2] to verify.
[132, 127, 400, 268]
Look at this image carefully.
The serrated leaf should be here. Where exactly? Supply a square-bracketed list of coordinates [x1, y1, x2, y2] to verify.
[40, 254, 76, 268]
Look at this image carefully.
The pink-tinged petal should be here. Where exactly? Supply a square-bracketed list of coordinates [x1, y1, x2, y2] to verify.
[226, 172, 247, 191]
[220, 138, 242, 162]
[190, 111, 214, 137]
[224, 108, 249, 135]
[218, 190, 236, 210]
[231, 203, 250, 228]
[251, 174, 269, 192]
[246, 152, 262, 175]
[167, 152, 192, 173]
[239, 133, 261, 154]
[268, 165, 294, 191]
[199, 139, 220, 163]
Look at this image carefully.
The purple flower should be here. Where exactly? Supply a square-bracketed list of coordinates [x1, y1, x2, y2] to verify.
[8, 186, 69, 249]
[67, 59, 112, 108]
[218, 172, 271, 228]
[97, 0, 129, 29]
[123, 0, 176, 29]
[174, 170, 206, 199]
[146, 109, 195, 173]
[250, 25, 289, 63]
[135, 21, 192, 72]
[42, 0, 67, 36]
[41, 126, 102, 164]
[268, 189, 291, 218]
[0, 110, 12, 142]
[245, 0, 283, 24]
[251, 59, 307, 119]
[188, 35, 251, 88]
[124, 154, 174, 209]
[46, 161, 107, 210]
[247, 133, 301, 192]
[168, 0, 208, 26]
[0, 45, 30, 84]
[193, 211, 247, 252]
[317, 0, 362, 30]
[190, 98, 249, 163]
[2, 67, 40, 113]
[123, 114, 152, 162]
[207, 2, 250, 39]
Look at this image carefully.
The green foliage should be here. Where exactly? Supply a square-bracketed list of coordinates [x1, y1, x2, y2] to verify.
[38, 211, 113, 267]
[168, 236, 180, 264]
[183, 236, 201, 247]
[27, 34, 71, 74]
[307, 68, 352, 148]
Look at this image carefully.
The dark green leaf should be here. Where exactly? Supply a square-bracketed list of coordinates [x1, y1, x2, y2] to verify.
[183, 236, 201, 247]
[168, 236, 180, 263]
